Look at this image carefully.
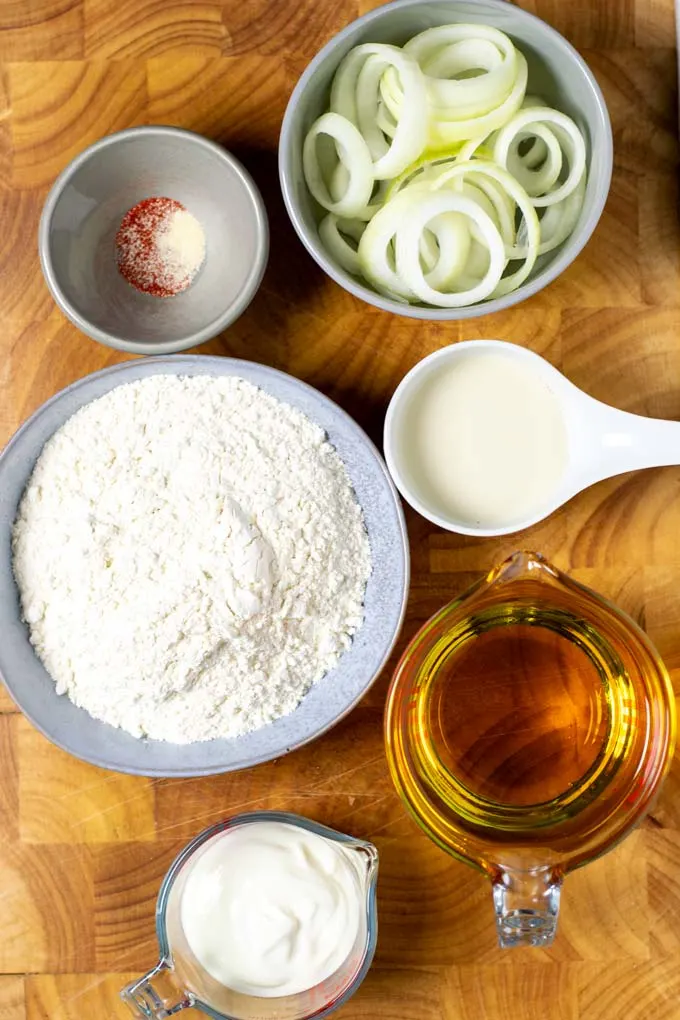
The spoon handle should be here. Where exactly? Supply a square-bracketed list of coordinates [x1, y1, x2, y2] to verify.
[588, 400, 680, 478]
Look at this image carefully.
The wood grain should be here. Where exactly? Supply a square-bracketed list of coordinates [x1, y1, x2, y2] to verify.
[0, 1, 83, 62]
[25, 974, 134, 1020]
[0, 842, 93, 972]
[146, 54, 291, 148]
[446, 965, 578, 1020]
[523, 0, 636, 47]
[17, 718, 156, 845]
[0, 0, 679, 1018]
[0, 976, 26, 1020]
[9, 60, 147, 187]
[84, 0, 226, 59]
[92, 841, 182, 971]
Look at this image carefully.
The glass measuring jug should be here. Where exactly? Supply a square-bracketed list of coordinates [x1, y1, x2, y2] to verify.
[385, 551, 676, 947]
[121, 811, 379, 1019]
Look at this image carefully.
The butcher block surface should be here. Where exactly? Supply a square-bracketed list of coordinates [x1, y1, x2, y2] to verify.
[1, 0, 680, 1017]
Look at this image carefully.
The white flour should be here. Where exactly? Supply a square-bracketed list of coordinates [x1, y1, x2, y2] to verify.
[12, 375, 372, 744]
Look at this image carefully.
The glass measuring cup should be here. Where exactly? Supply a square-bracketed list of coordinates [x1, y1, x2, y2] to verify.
[385, 551, 676, 948]
[121, 811, 378, 1019]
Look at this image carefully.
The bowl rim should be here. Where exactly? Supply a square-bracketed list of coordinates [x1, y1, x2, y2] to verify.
[38, 125, 270, 355]
[0, 355, 410, 776]
[278, 0, 614, 321]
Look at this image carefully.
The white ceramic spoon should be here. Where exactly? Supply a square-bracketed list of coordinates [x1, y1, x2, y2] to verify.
[384, 338, 680, 537]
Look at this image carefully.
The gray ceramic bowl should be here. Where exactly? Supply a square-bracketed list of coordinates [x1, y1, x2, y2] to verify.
[0, 357, 409, 776]
[279, 0, 613, 320]
[39, 127, 269, 354]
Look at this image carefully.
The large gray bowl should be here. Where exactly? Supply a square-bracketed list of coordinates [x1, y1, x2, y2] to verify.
[279, 0, 613, 320]
[0, 357, 409, 776]
[39, 127, 269, 355]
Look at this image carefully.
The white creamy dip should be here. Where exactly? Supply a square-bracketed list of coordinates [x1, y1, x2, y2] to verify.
[180, 821, 363, 998]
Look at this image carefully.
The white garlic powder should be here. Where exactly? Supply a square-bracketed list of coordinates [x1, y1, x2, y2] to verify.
[12, 375, 372, 744]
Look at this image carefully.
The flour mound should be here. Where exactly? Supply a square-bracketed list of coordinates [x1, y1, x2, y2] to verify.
[12, 375, 372, 744]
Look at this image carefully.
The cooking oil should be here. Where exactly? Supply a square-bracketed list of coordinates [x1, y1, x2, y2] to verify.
[385, 553, 675, 875]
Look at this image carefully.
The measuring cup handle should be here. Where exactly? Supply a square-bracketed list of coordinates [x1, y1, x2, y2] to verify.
[121, 960, 194, 1018]
[492, 867, 562, 948]
[585, 399, 680, 478]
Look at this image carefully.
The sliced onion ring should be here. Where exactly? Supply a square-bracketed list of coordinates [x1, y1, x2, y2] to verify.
[394, 191, 506, 306]
[330, 165, 389, 221]
[354, 43, 429, 179]
[357, 190, 419, 300]
[302, 112, 375, 217]
[433, 160, 541, 295]
[357, 189, 473, 300]
[319, 214, 365, 275]
[421, 211, 473, 290]
[356, 53, 391, 162]
[427, 52, 528, 148]
[493, 106, 587, 205]
[330, 47, 366, 125]
[516, 174, 586, 256]
[405, 24, 518, 113]
[506, 123, 563, 196]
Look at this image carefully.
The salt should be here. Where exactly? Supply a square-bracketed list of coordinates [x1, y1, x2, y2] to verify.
[115, 197, 206, 297]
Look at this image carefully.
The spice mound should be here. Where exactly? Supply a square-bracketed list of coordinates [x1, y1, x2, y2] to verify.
[115, 196, 206, 297]
[11, 376, 372, 744]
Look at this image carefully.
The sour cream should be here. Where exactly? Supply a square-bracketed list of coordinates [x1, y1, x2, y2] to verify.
[397, 350, 568, 528]
[180, 821, 363, 998]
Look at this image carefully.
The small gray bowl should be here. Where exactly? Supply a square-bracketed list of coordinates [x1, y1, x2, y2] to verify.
[39, 127, 269, 354]
[279, 0, 613, 320]
[0, 357, 409, 777]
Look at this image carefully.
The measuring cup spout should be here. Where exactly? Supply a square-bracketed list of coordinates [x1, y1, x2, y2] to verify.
[121, 960, 194, 1018]
[492, 867, 562, 948]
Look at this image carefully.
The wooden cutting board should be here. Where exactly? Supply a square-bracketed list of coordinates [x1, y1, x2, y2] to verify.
[1, 0, 679, 1017]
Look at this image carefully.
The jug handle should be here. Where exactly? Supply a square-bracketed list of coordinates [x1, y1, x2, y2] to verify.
[121, 960, 194, 1018]
[492, 866, 562, 948]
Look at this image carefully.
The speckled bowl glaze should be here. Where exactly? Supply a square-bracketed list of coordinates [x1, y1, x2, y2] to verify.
[0, 357, 409, 776]
[39, 127, 269, 354]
